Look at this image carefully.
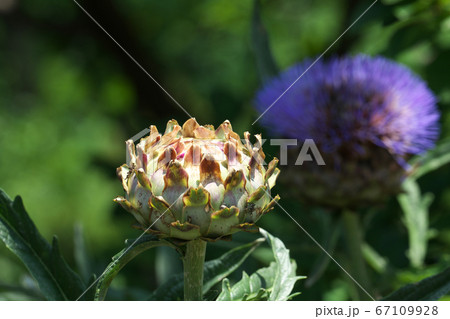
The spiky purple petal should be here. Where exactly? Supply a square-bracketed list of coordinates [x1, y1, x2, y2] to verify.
[255, 54, 440, 156]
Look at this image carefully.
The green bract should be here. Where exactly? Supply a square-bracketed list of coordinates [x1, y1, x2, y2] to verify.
[115, 118, 280, 241]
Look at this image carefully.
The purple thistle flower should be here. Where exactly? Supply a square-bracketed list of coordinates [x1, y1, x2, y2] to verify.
[255, 54, 439, 157]
[254, 54, 440, 208]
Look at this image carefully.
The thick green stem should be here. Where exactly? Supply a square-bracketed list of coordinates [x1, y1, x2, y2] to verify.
[183, 239, 207, 301]
[342, 210, 372, 301]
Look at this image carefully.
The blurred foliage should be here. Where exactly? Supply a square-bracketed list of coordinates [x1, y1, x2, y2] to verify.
[0, 0, 450, 300]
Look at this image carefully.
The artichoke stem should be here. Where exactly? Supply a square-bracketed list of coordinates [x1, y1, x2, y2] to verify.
[183, 239, 207, 301]
[342, 210, 372, 301]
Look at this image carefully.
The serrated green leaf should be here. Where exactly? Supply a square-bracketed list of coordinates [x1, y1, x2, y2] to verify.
[148, 238, 263, 300]
[383, 267, 450, 301]
[218, 230, 305, 301]
[217, 262, 275, 301]
[397, 179, 433, 268]
[0, 189, 86, 300]
[94, 234, 172, 301]
[261, 229, 305, 300]
[221, 273, 261, 301]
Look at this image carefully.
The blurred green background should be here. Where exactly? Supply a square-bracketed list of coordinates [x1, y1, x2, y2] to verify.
[1, 0, 450, 300]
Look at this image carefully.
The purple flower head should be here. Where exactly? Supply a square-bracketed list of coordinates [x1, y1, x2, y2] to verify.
[255, 54, 440, 157]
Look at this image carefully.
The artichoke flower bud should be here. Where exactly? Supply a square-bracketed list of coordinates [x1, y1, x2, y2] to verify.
[255, 55, 440, 209]
[115, 118, 280, 241]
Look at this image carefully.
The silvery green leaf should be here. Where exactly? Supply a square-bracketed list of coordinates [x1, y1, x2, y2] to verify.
[218, 229, 305, 301]
[398, 178, 433, 268]
[261, 229, 305, 300]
